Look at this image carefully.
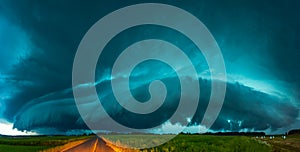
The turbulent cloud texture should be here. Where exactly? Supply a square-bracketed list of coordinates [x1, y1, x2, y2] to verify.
[0, 0, 299, 134]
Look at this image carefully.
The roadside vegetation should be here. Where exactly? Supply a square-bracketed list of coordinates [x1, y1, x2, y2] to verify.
[0, 135, 92, 152]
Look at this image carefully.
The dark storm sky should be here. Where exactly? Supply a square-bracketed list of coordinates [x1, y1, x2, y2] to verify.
[0, 0, 299, 134]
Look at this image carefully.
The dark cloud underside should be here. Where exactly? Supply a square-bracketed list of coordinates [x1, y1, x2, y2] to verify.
[0, 0, 299, 134]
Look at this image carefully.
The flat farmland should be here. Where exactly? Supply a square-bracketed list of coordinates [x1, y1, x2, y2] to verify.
[0, 134, 299, 151]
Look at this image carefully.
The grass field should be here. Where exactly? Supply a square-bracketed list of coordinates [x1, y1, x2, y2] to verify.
[141, 135, 271, 152]
[102, 134, 175, 149]
[102, 134, 271, 151]
[0, 145, 48, 152]
[0, 135, 92, 152]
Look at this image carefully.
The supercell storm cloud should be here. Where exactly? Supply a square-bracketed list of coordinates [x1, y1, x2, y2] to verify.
[0, 0, 299, 135]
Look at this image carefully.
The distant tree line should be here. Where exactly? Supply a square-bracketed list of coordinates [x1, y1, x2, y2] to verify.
[180, 132, 266, 136]
[288, 129, 300, 135]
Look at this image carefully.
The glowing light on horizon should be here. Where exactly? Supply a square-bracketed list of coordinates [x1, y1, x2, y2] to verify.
[0, 120, 37, 136]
